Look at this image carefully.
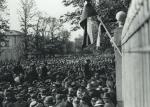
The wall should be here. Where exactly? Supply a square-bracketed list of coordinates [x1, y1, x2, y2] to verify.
[122, 0, 150, 107]
[0, 34, 24, 61]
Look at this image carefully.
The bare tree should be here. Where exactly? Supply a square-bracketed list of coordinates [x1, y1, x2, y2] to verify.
[33, 14, 63, 41]
[0, 0, 9, 54]
[39, 16, 62, 41]
[18, 0, 37, 57]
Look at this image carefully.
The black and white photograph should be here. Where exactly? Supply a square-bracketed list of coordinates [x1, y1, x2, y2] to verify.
[0, 0, 148, 107]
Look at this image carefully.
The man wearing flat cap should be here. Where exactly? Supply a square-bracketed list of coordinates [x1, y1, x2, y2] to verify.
[84, 59, 92, 80]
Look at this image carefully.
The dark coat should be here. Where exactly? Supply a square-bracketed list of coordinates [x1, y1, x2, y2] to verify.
[3, 100, 15, 107]
[14, 101, 28, 107]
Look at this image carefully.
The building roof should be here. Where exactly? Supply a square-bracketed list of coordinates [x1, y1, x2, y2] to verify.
[4, 30, 24, 36]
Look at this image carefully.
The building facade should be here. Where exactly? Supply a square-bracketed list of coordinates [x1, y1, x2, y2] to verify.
[0, 30, 24, 61]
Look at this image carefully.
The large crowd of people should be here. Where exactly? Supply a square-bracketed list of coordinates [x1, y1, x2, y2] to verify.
[0, 55, 116, 107]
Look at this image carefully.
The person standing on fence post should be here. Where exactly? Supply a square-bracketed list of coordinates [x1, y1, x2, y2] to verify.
[113, 11, 126, 107]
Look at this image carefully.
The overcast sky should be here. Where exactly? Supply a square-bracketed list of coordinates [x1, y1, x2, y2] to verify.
[7, 0, 82, 41]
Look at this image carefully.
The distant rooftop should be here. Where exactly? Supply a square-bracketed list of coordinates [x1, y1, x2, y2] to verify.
[5, 30, 24, 36]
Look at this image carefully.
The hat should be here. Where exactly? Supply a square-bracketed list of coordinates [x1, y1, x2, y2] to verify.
[28, 87, 34, 93]
[67, 94, 74, 98]
[86, 83, 94, 90]
[30, 101, 37, 107]
[71, 82, 76, 86]
[94, 100, 104, 107]
[44, 96, 54, 105]
[16, 93, 24, 99]
[14, 76, 20, 83]
[30, 93, 37, 99]
[56, 94, 64, 101]
[4, 89, 14, 97]
[73, 97, 80, 104]
[17, 85, 23, 90]
[102, 93, 111, 99]
[81, 95, 90, 103]
[96, 88, 103, 93]
[40, 89, 47, 95]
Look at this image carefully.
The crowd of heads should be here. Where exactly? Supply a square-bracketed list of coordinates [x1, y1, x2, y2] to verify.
[0, 54, 116, 107]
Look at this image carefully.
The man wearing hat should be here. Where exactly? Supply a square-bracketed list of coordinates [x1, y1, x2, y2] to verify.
[3, 89, 16, 107]
[41, 63, 48, 81]
[79, 95, 92, 107]
[14, 93, 28, 107]
[13, 61, 24, 76]
[102, 93, 115, 107]
[55, 94, 67, 107]
[39, 89, 47, 101]
[44, 96, 55, 107]
[84, 59, 92, 80]
[29, 93, 44, 107]
[72, 97, 80, 107]
[94, 99, 104, 107]
[66, 94, 73, 107]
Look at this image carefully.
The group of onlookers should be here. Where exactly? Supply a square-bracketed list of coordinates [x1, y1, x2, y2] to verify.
[0, 55, 116, 107]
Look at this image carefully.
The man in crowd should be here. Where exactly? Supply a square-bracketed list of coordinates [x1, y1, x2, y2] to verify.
[41, 62, 48, 81]
[84, 59, 92, 80]
[13, 61, 24, 76]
